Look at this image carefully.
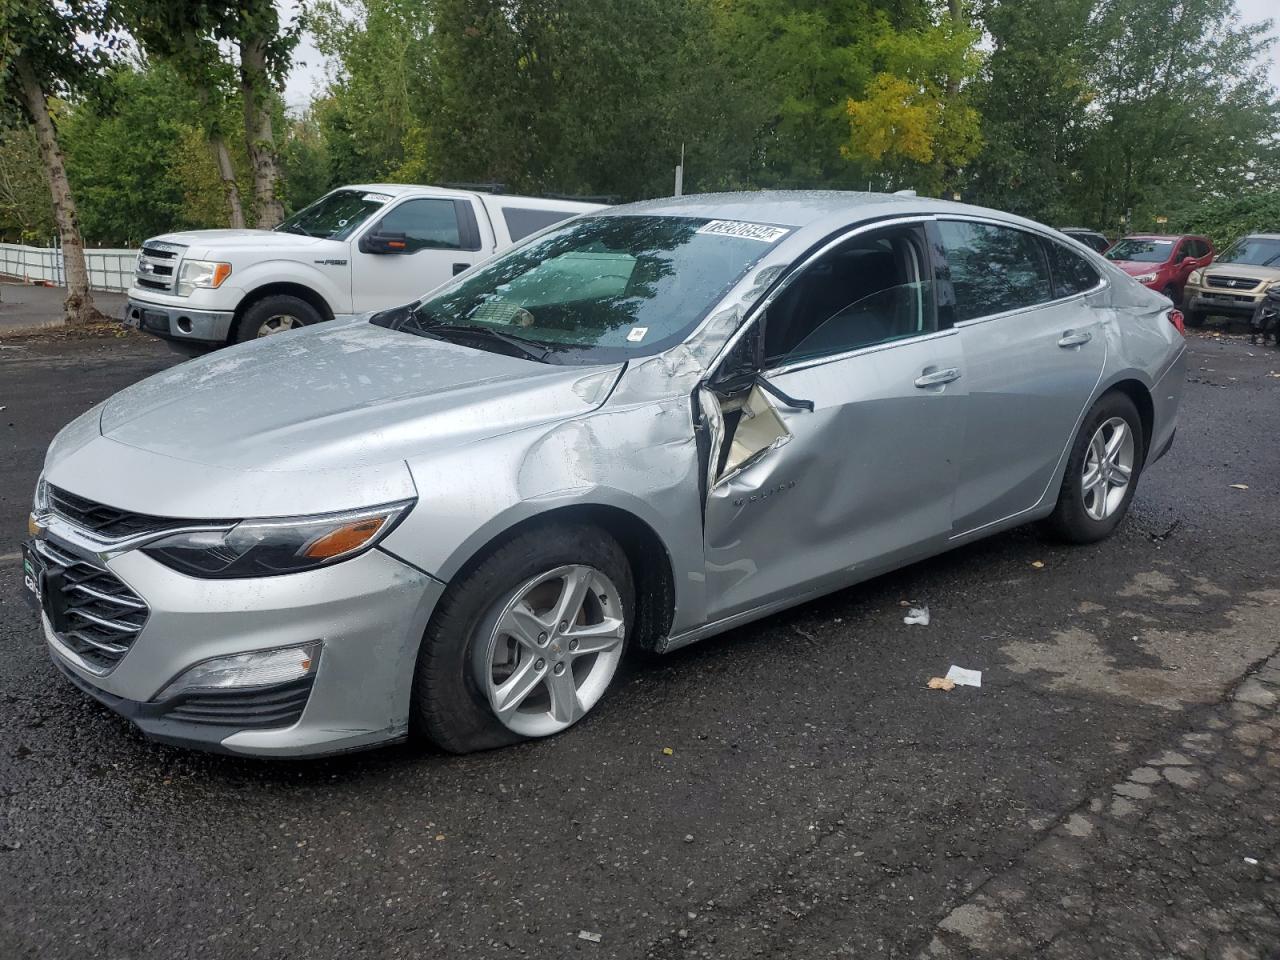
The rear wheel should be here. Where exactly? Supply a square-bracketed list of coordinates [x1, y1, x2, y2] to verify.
[1184, 307, 1206, 327]
[412, 524, 634, 753]
[1044, 391, 1145, 544]
[234, 294, 323, 344]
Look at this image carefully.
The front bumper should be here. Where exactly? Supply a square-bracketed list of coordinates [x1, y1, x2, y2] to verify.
[1185, 287, 1265, 316]
[122, 296, 235, 346]
[32, 531, 444, 757]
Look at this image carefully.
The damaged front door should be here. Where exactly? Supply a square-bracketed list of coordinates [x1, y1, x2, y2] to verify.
[700, 221, 967, 622]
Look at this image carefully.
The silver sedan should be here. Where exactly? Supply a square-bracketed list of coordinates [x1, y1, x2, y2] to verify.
[24, 192, 1186, 756]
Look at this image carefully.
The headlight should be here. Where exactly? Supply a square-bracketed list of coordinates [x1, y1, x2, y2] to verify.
[142, 501, 413, 579]
[176, 259, 232, 296]
[1188, 270, 1203, 286]
[29, 475, 50, 536]
[1134, 272, 1159, 284]
[32, 475, 49, 517]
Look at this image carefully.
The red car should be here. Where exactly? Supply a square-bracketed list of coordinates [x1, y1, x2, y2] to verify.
[1104, 234, 1215, 303]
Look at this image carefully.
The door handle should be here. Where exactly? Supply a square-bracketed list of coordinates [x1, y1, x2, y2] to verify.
[452, 262, 469, 276]
[914, 367, 961, 388]
[1058, 330, 1093, 347]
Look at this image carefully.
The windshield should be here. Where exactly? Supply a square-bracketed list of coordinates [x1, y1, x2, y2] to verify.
[1216, 237, 1280, 267]
[397, 215, 786, 363]
[1105, 238, 1173, 263]
[276, 189, 393, 240]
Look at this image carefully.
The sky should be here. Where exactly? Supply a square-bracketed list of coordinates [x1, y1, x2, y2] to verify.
[280, 0, 1280, 110]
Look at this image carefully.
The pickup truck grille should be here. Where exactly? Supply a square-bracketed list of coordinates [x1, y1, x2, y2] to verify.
[1205, 274, 1262, 290]
[135, 241, 186, 294]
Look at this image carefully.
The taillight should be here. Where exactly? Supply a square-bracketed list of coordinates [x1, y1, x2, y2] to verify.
[1168, 309, 1185, 335]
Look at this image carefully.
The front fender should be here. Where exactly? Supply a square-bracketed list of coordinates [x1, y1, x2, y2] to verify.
[234, 259, 352, 315]
[379, 395, 709, 634]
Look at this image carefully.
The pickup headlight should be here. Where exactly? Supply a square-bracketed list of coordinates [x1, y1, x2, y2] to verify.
[1134, 272, 1159, 284]
[29, 475, 50, 536]
[176, 259, 233, 296]
[1188, 269, 1204, 286]
[142, 501, 413, 579]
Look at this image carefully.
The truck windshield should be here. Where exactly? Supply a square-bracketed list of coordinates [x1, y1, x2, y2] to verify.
[393, 214, 786, 363]
[1216, 237, 1280, 267]
[276, 189, 392, 240]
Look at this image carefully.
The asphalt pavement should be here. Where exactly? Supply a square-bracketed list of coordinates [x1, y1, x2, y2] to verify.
[1, 326, 1278, 959]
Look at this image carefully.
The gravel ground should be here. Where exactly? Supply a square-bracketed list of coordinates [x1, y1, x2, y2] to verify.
[0, 327, 1277, 959]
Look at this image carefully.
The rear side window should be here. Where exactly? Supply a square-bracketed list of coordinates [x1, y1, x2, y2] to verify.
[1044, 241, 1101, 298]
[937, 221, 1053, 321]
[376, 199, 463, 252]
[503, 207, 576, 242]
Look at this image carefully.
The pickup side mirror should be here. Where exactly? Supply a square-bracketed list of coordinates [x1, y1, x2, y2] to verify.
[360, 231, 409, 255]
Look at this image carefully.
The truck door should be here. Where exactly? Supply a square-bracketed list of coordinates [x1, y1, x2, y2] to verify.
[351, 198, 487, 311]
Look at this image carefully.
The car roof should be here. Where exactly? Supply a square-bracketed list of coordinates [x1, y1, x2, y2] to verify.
[337, 184, 600, 211]
[1242, 233, 1280, 241]
[1060, 227, 1104, 233]
[595, 190, 1063, 237]
[1121, 233, 1204, 241]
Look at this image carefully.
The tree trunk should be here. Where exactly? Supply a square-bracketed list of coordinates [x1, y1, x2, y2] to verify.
[210, 134, 246, 228]
[194, 85, 247, 229]
[239, 35, 284, 228]
[14, 55, 102, 326]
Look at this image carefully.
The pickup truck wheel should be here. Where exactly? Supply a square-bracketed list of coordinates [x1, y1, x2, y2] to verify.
[235, 295, 322, 343]
[1184, 307, 1206, 327]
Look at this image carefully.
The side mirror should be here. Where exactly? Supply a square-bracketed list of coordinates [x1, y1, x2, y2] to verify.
[361, 231, 408, 254]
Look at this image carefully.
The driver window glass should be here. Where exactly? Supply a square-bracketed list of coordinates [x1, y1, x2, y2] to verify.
[375, 199, 463, 252]
[763, 227, 935, 365]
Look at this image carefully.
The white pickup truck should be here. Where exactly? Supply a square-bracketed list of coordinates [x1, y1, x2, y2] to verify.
[123, 184, 604, 352]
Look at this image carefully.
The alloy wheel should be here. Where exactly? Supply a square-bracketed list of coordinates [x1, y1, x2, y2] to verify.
[1082, 416, 1135, 521]
[476, 564, 625, 737]
[257, 314, 302, 337]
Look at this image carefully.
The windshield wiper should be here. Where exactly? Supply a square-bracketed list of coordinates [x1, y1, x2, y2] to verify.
[280, 223, 313, 237]
[405, 315, 552, 363]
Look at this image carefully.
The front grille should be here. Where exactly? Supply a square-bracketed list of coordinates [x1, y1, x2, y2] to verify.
[134, 242, 186, 293]
[163, 678, 314, 728]
[38, 538, 148, 673]
[1206, 274, 1261, 290]
[48, 486, 218, 541]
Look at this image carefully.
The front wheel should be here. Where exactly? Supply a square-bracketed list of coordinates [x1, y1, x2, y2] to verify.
[234, 294, 323, 344]
[1044, 392, 1145, 544]
[412, 524, 634, 753]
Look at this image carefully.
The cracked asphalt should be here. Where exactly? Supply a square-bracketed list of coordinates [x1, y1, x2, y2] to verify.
[1, 326, 1278, 959]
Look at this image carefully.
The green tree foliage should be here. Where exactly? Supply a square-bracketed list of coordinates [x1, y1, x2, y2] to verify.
[59, 63, 238, 244]
[0, 124, 54, 240]
[1182, 190, 1280, 248]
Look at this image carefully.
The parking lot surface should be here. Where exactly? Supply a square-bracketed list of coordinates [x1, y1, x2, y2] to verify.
[1, 329, 1278, 959]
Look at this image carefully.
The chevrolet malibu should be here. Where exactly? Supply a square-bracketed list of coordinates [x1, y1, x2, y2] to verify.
[24, 192, 1186, 757]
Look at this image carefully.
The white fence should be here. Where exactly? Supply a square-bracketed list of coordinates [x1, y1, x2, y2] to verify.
[0, 242, 137, 293]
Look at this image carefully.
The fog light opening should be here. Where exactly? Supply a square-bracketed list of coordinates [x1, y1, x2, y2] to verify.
[155, 641, 322, 701]
[176, 316, 193, 334]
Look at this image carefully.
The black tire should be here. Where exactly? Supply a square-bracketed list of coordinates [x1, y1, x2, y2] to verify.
[411, 523, 634, 754]
[1184, 307, 1206, 327]
[1044, 391, 1146, 544]
[1161, 284, 1176, 304]
[233, 294, 323, 344]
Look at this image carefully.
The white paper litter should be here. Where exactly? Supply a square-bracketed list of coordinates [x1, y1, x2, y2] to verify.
[945, 665, 982, 687]
[903, 606, 930, 625]
[578, 931, 602, 943]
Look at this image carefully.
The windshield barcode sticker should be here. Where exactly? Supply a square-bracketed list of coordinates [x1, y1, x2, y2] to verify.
[362, 192, 393, 203]
[697, 220, 790, 243]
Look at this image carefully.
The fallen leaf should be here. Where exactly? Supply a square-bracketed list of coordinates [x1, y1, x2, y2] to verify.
[434, 834, 445, 841]
[1230, 483, 1249, 490]
[927, 677, 956, 691]
[1031, 560, 1045, 569]
[661, 747, 673, 756]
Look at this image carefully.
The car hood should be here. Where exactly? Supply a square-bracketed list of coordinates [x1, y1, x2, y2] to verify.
[1109, 260, 1165, 276]
[44, 320, 623, 519]
[1201, 261, 1280, 281]
[148, 228, 330, 254]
